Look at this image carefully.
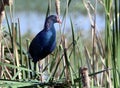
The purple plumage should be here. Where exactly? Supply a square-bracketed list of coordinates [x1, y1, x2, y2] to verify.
[29, 15, 61, 64]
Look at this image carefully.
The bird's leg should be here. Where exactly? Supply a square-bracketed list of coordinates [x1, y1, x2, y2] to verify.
[28, 58, 32, 78]
[34, 62, 37, 78]
[38, 61, 43, 81]
[38, 60, 42, 72]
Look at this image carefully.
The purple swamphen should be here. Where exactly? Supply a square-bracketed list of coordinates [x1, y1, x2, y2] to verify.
[28, 15, 61, 76]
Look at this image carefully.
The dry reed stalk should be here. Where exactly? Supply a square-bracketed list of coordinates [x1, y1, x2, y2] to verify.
[84, 47, 92, 73]
[55, 0, 60, 16]
[0, 0, 13, 44]
[0, 10, 5, 25]
[61, 35, 70, 81]
[82, 0, 100, 85]
[0, 1, 4, 77]
[0, 0, 13, 78]
[0, 44, 4, 78]
[80, 67, 90, 88]
[0, 0, 13, 24]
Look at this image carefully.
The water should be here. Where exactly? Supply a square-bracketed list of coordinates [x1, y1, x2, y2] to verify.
[3, 12, 105, 35]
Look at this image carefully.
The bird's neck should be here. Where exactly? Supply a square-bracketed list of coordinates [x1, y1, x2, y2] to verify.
[44, 21, 55, 31]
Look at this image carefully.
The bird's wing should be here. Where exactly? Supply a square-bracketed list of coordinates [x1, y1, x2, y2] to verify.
[29, 30, 52, 59]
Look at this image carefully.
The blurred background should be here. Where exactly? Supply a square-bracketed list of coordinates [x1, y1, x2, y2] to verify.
[3, 0, 105, 35]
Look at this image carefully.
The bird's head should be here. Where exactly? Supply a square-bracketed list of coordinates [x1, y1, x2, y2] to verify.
[44, 15, 61, 29]
[46, 15, 61, 24]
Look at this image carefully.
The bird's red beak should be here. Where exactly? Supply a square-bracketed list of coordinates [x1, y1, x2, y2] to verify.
[57, 16, 62, 24]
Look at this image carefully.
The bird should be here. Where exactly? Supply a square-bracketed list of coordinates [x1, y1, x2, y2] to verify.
[28, 15, 61, 76]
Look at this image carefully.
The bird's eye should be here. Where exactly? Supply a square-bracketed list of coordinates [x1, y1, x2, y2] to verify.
[52, 17, 57, 22]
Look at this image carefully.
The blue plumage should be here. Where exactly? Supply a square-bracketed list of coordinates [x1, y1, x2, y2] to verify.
[29, 15, 61, 63]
